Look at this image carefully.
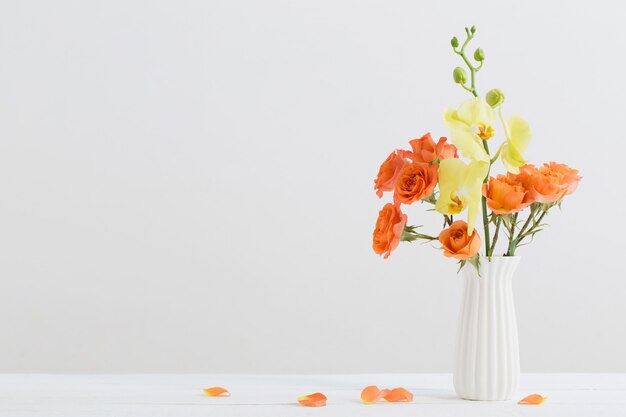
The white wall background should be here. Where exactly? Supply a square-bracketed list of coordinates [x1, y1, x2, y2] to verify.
[0, 0, 624, 373]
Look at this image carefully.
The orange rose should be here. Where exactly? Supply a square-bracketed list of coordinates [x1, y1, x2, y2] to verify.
[399, 133, 458, 163]
[482, 174, 532, 214]
[438, 220, 481, 260]
[517, 162, 581, 203]
[439, 141, 459, 160]
[549, 162, 581, 195]
[374, 151, 405, 198]
[393, 162, 438, 204]
[373, 203, 407, 259]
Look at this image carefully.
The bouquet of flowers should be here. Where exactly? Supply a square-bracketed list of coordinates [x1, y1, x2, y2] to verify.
[372, 26, 581, 270]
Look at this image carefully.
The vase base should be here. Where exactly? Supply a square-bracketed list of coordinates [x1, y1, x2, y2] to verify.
[458, 396, 512, 401]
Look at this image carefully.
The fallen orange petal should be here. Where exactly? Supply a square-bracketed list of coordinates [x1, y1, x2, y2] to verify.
[298, 392, 327, 407]
[203, 387, 230, 397]
[518, 394, 547, 404]
[384, 387, 413, 402]
[361, 386, 386, 404]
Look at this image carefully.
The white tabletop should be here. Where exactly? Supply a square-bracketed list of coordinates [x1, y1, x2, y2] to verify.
[1, 374, 625, 417]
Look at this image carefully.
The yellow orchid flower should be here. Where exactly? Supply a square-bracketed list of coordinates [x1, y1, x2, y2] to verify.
[500, 114, 531, 174]
[443, 97, 495, 163]
[436, 158, 489, 234]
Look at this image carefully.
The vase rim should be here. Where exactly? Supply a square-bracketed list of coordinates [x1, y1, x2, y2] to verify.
[485, 255, 521, 259]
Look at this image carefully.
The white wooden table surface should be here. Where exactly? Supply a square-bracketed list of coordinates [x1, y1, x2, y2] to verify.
[1, 374, 625, 417]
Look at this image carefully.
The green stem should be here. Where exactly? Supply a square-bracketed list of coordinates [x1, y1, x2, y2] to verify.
[453, 29, 479, 97]
[516, 210, 535, 240]
[516, 210, 548, 243]
[460, 83, 474, 94]
[488, 216, 502, 256]
[490, 143, 504, 164]
[506, 213, 518, 256]
[415, 234, 438, 241]
[480, 197, 490, 254]
[481, 140, 491, 255]
[401, 228, 439, 242]
[453, 26, 491, 254]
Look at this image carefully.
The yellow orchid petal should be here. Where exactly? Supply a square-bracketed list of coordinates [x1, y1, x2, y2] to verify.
[436, 159, 489, 234]
[443, 99, 492, 163]
[508, 115, 531, 148]
[450, 125, 490, 162]
[501, 143, 525, 173]
[465, 161, 489, 235]
[436, 158, 466, 215]
[501, 114, 531, 174]
[456, 97, 495, 127]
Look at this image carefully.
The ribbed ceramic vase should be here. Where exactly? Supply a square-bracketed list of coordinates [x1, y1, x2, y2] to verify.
[453, 256, 521, 401]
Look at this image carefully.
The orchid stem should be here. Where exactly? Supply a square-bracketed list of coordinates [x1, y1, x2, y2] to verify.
[490, 143, 503, 164]
[481, 141, 491, 256]
[453, 25, 491, 256]
[453, 28, 479, 97]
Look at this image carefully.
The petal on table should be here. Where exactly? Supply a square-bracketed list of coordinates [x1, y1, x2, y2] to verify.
[361, 386, 389, 404]
[383, 387, 413, 402]
[298, 392, 327, 407]
[518, 394, 547, 404]
[203, 387, 230, 397]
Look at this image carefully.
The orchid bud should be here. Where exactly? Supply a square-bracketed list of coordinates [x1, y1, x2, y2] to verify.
[486, 88, 505, 108]
[451, 37, 459, 48]
[474, 48, 485, 62]
[453, 67, 467, 84]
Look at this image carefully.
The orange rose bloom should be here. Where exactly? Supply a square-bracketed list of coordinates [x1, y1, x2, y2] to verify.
[393, 162, 438, 204]
[482, 174, 532, 214]
[518, 162, 581, 203]
[439, 141, 459, 160]
[438, 220, 481, 260]
[373, 203, 407, 259]
[547, 162, 581, 195]
[399, 133, 458, 163]
[374, 151, 405, 198]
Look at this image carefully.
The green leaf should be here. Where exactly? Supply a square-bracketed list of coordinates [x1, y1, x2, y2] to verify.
[501, 214, 513, 229]
[401, 225, 438, 242]
[467, 255, 481, 277]
[457, 260, 466, 274]
[422, 193, 437, 205]
[401, 226, 421, 242]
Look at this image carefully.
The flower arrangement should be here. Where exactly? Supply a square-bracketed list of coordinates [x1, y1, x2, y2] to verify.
[372, 26, 581, 269]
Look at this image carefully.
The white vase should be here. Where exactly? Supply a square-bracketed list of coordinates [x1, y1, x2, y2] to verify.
[453, 256, 521, 401]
